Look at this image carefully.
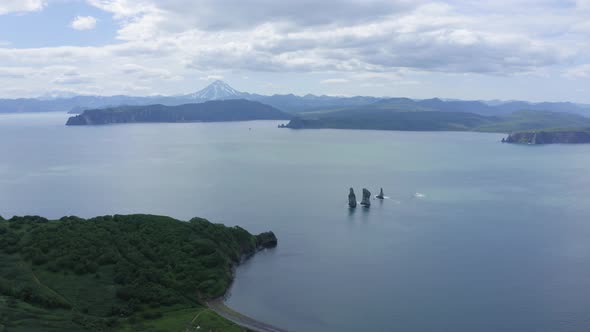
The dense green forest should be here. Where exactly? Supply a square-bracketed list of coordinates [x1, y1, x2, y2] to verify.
[0, 214, 276, 331]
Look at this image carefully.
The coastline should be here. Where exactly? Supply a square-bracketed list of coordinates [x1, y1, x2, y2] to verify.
[206, 245, 290, 332]
[207, 299, 290, 332]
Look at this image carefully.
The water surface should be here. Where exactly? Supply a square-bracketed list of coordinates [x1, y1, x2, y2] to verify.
[1, 112, 590, 331]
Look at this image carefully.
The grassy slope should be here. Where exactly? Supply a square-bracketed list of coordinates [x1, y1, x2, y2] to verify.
[0, 214, 273, 332]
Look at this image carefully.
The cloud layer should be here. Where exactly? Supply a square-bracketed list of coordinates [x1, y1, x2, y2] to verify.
[0, 0, 589, 100]
[0, 0, 46, 15]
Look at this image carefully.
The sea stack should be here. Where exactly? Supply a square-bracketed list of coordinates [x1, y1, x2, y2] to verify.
[361, 188, 371, 207]
[376, 188, 384, 199]
[348, 188, 357, 208]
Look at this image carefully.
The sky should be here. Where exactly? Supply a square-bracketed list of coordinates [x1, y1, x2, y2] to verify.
[0, 0, 589, 102]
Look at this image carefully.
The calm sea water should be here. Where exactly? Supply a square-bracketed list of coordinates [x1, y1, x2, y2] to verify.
[2, 112, 590, 332]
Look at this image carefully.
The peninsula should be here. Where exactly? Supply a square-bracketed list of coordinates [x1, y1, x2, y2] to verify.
[0, 214, 277, 331]
[281, 109, 590, 133]
[66, 99, 291, 125]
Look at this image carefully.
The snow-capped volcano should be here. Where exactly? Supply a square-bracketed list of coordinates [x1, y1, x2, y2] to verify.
[186, 80, 246, 100]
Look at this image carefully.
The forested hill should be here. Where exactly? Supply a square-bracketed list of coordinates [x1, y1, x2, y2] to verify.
[66, 99, 291, 125]
[0, 214, 277, 331]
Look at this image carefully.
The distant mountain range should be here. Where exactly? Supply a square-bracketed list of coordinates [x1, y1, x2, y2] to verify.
[2, 80, 589, 116]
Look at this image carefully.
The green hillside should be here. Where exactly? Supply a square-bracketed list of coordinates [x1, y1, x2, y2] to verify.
[0, 214, 276, 332]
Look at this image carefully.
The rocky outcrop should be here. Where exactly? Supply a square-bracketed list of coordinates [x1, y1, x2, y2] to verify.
[255, 231, 278, 249]
[503, 129, 590, 144]
[361, 188, 371, 207]
[376, 188, 384, 199]
[348, 188, 357, 208]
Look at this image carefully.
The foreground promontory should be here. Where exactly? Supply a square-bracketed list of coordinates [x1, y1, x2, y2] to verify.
[0, 214, 277, 331]
[66, 99, 291, 125]
[503, 129, 590, 144]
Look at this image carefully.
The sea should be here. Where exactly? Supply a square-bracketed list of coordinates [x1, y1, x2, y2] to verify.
[1, 112, 590, 332]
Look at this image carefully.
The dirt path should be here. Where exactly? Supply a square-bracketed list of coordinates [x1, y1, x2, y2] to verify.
[207, 300, 291, 332]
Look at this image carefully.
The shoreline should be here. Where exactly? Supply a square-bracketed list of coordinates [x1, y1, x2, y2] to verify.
[207, 299, 290, 332]
[207, 246, 290, 332]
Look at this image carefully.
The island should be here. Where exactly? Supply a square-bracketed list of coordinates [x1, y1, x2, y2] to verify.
[66, 99, 291, 125]
[503, 128, 590, 144]
[0, 214, 278, 331]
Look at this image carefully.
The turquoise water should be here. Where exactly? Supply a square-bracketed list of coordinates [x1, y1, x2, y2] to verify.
[1, 113, 590, 331]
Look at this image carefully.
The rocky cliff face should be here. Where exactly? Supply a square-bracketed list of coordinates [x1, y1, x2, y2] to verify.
[361, 188, 371, 206]
[503, 130, 590, 144]
[348, 188, 357, 208]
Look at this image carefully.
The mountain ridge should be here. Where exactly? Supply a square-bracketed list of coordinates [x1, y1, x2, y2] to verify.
[1, 80, 590, 116]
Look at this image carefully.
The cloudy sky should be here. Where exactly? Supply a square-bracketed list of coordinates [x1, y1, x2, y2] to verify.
[1, 0, 589, 102]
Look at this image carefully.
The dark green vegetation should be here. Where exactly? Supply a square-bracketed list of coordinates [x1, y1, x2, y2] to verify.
[66, 100, 291, 125]
[503, 128, 590, 144]
[0, 214, 277, 331]
[282, 109, 590, 133]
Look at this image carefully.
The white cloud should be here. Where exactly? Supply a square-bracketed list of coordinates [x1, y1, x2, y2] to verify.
[0, 0, 589, 100]
[71, 16, 98, 30]
[201, 75, 225, 80]
[0, 0, 46, 15]
[0, 67, 33, 79]
[52, 75, 94, 85]
[120, 63, 179, 80]
[321, 78, 349, 84]
[76, 1, 582, 76]
[564, 64, 590, 78]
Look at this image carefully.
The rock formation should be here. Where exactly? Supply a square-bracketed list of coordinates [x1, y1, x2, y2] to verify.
[361, 188, 371, 206]
[376, 188, 384, 199]
[256, 231, 278, 249]
[348, 188, 357, 208]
